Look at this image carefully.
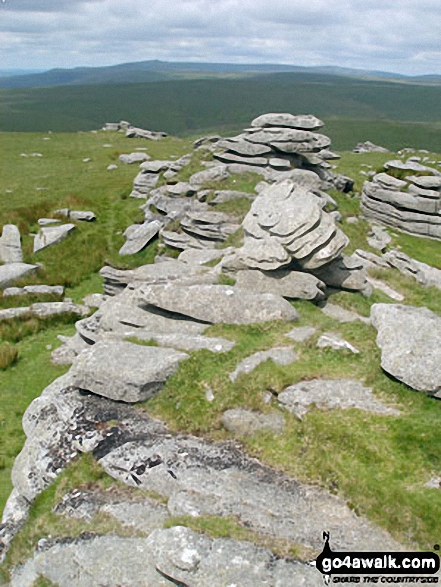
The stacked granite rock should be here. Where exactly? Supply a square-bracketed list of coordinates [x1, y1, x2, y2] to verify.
[361, 160, 441, 239]
[0, 224, 39, 288]
[212, 113, 352, 192]
[221, 179, 369, 296]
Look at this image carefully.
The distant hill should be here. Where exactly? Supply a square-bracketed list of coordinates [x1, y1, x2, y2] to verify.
[1, 59, 441, 89]
[1, 72, 441, 150]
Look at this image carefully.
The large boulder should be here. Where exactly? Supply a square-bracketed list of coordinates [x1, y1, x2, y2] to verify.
[0, 224, 22, 263]
[371, 304, 441, 395]
[251, 113, 324, 130]
[69, 340, 188, 402]
[132, 283, 299, 324]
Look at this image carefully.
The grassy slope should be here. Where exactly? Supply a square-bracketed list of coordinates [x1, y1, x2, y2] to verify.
[1, 74, 441, 150]
[1, 130, 441, 578]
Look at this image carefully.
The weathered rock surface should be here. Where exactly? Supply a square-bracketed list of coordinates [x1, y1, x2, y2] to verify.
[229, 347, 297, 382]
[222, 408, 285, 436]
[0, 263, 38, 289]
[130, 171, 159, 198]
[9, 527, 322, 587]
[383, 250, 441, 290]
[189, 165, 230, 186]
[371, 304, 441, 395]
[235, 268, 326, 301]
[33, 224, 76, 253]
[0, 224, 22, 263]
[278, 379, 400, 419]
[367, 223, 391, 251]
[69, 340, 188, 402]
[132, 283, 299, 324]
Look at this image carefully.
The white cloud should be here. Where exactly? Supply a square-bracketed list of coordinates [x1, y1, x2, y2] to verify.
[0, 0, 440, 75]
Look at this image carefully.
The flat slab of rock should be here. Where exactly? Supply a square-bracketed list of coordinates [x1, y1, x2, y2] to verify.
[34, 224, 76, 253]
[119, 220, 162, 255]
[285, 325, 317, 342]
[0, 224, 22, 263]
[317, 331, 360, 354]
[129, 331, 235, 353]
[222, 409, 285, 436]
[235, 268, 326, 301]
[3, 284, 64, 297]
[189, 165, 229, 186]
[134, 284, 299, 324]
[55, 209, 96, 222]
[251, 113, 324, 130]
[70, 340, 188, 402]
[229, 347, 297, 382]
[0, 263, 38, 289]
[321, 302, 369, 323]
[278, 379, 400, 419]
[371, 304, 441, 395]
[119, 152, 150, 164]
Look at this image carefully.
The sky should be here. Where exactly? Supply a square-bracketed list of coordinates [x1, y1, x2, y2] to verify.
[1, 0, 441, 76]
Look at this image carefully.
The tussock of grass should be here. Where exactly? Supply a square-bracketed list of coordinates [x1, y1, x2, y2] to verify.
[0, 342, 19, 370]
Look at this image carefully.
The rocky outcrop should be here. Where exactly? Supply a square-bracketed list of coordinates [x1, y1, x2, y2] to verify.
[212, 113, 351, 191]
[371, 304, 441, 396]
[235, 268, 326, 301]
[223, 180, 349, 271]
[125, 126, 168, 140]
[361, 167, 441, 239]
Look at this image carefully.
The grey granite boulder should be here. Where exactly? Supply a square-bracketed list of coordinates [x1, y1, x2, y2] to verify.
[311, 254, 370, 293]
[285, 325, 317, 342]
[54, 209, 96, 222]
[130, 171, 159, 198]
[371, 304, 441, 395]
[33, 224, 76, 252]
[383, 250, 441, 290]
[70, 340, 188, 402]
[235, 268, 326, 301]
[133, 283, 299, 324]
[278, 379, 400, 419]
[229, 347, 297, 382]
[0, 224, 22, 263]
[119, 219, 162, 255]
[0, 263, 38, 289]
